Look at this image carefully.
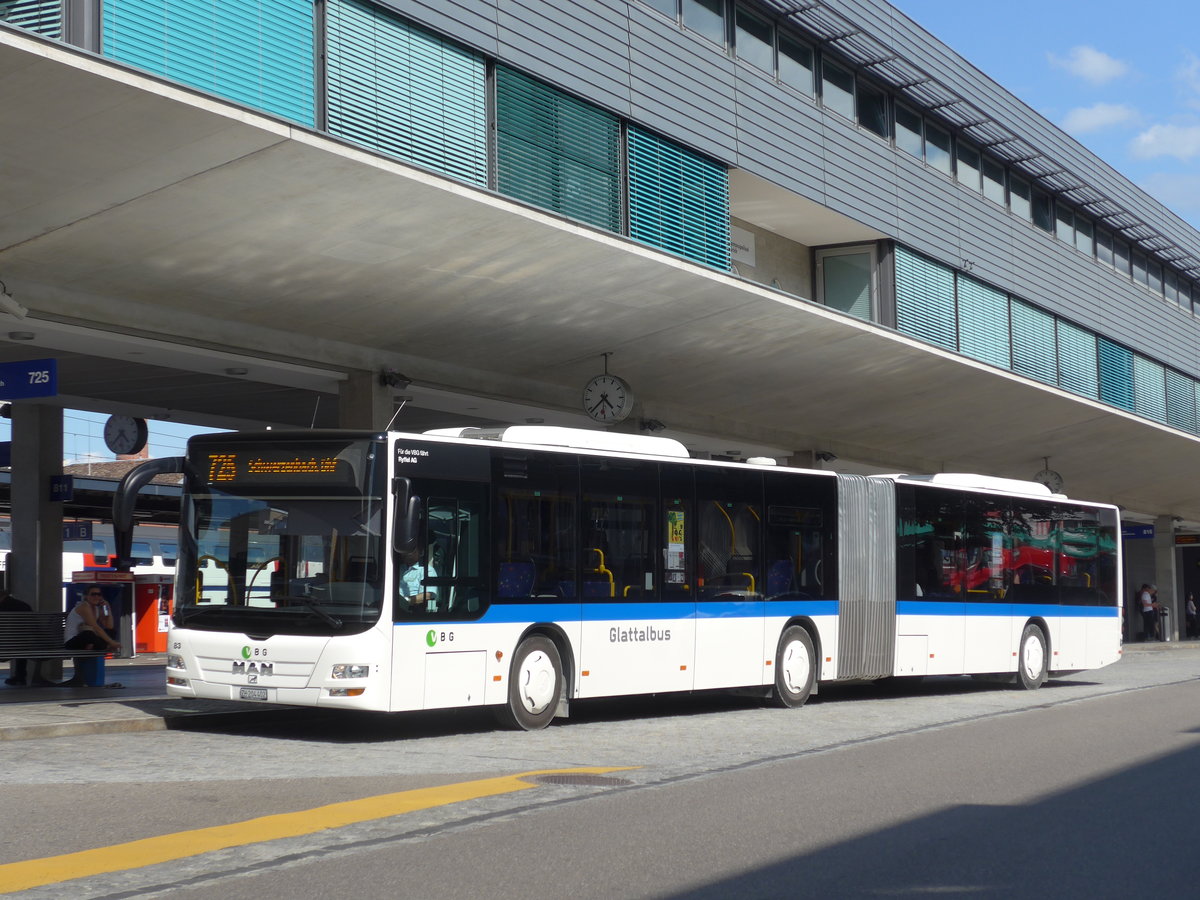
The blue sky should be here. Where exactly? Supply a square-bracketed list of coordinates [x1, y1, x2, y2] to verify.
[891, 0, 1200, 230]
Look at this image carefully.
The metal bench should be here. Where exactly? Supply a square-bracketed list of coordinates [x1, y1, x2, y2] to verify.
[0, 612, 107, 685]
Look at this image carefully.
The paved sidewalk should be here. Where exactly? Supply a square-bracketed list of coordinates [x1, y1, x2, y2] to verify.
[2, 640, 1198, 742]
[0, 655, 289, 741]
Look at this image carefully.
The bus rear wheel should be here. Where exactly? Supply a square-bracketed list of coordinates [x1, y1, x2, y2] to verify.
[497, 635, 562, 730]
[770, 626, 815, 708]
[1016, 623, 1047, 690]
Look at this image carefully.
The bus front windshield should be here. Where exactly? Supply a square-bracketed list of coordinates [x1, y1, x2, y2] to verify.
[174, 438, 386, 636]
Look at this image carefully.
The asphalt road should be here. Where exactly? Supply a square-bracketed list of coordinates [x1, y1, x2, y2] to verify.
[2, 649, 1198, 899]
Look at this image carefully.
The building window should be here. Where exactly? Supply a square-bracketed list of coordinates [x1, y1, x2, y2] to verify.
[982, 157, 1006, 205]
[1074, 216, 1094, 256]
[924, 122, 952, 175]
[856, 80, 888, 138]
[0, 0, 62, 38]
[1098, 338, 1135, 411]
[1096, 228, 1114, 267]
[627, 126, 730, 270]
[778, 34, 814, 95]
[1148, 261, 1163, 296]
[103, 0, 315, 126]
[734, 7, 773, 71]
[821, 59, 855, 120]
[1132, 252, 1148, 286]
[1011, 300, 1057, 385]
[495, 66, 621, 232]
[325, 0, 485, 184]
[1165, 270, 1179, 305]
[956, 141, 981, 191]
[1113, 238, 1131, 276]
[816, 245, 876, 321]
[1057, 320, 1099, 400]
[895, 104, 923, 158]
[894, 247, 957, 351]
[682, 0, 725, 45]
[1031, 190, 1053, 232]
[642, 0, 678, 17]
[1055, 204, 1074, 244]
[957, 275, 1010, 368]
[1009, 175, 1031, 221]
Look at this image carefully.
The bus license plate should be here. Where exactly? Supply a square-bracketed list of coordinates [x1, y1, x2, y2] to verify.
[239, 687, 268, 701]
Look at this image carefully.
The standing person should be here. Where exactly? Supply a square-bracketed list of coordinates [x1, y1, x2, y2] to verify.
[1186, 592, 1198, 639]
[63, 586, 121, 686]
[0, 590, 32, 685]
[1140, 584, 1159, 642]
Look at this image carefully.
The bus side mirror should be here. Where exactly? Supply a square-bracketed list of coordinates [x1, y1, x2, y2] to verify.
[393, 477, 419, 555]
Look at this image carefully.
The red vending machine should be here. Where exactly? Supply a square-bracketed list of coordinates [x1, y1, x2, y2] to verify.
[133, 574, 174, 654]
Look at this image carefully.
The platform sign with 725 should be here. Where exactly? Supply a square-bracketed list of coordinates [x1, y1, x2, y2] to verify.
[0, 358, 57, 400]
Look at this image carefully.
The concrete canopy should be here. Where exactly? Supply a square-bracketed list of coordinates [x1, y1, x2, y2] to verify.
[1, 28, 1197, 521]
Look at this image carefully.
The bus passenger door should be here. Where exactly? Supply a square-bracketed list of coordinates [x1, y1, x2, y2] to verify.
[692, 470, 765, 690]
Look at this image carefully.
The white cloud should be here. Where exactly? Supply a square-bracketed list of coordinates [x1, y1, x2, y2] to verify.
[1130, 123, 1200, 160]
[1061, 103, 1139, 134]
[1177, 53, 1200, 110]
[1048, 46, 1130, 85]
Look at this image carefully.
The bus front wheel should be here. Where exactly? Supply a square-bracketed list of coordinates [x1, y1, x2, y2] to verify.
[770, 626, 815, 708]
[497, 635, 563, 731]
[1017, 623, 1048, 690]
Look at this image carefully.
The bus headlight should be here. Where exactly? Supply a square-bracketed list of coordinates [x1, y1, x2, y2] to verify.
[331, 664, 370, 679]
[167, 654, 185, 670]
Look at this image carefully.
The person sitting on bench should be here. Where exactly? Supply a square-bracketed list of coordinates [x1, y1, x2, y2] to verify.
[63, 587, 121, 686]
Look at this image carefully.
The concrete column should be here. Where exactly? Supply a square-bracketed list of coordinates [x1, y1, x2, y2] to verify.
[338, 370, 394, 430]
[1154, 514, 1179, 640]
[10, 404, 64, 613]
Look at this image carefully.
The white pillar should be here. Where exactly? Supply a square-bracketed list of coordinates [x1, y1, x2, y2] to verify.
[1154, 514, 1178, 640]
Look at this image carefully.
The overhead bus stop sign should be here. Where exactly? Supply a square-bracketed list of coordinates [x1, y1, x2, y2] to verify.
[0, 358, 57, 400]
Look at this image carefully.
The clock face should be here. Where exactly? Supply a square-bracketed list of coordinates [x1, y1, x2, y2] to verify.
[1034, 469, 1064, 493]
[104, 415, 148, 455]
[582, 374, 633, 424]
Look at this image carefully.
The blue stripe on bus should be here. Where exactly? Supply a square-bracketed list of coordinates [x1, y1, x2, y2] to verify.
[395, 598, 1115, 626]
[897, 601, 1118, 618]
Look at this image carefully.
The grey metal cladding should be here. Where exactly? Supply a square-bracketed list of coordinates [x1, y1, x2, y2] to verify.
[374, 0, 501, 56]
[628, 13, 738, 162]
[836, 474, 896, 681]
[495, 0, 633, 118]
[729, 75, 826, 195]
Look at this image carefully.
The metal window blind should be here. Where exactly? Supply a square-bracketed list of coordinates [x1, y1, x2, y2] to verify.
[1, 0, 62, 38]
[1132, 355, 1167, 423]
[1056, 319, 1099, 400]
[627, 126, 730, 269]
[101, 0, 314, 125]
[495, 66, 621, 232]
[1097, 338, 1134, 411]
[325, 0, 486, 185]
[1165, 369, 1197, 434]
[894, 246, 956, 351]
[956, 274, 1010, 368]
[1010, 299, 1056, 385]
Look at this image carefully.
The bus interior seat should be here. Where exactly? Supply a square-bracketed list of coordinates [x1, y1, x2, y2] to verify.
[766, 559, 794, 596]
[498, 561, 536, 598]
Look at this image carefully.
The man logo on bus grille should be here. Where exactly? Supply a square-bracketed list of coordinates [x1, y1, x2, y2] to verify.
[426, 630, 437, 647]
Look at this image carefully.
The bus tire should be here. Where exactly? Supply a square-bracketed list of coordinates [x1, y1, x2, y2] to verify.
[498, 635, 562, 730]
[1016, 623, 1047, 690]
[770, 625, 815, 708]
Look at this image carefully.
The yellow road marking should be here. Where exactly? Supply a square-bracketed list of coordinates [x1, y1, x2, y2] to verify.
[0, 766, 634, 893]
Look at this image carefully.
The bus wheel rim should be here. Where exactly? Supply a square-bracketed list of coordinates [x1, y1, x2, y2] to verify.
[781, 639, 811, 693]
[1023, 636, 1044, 678]
[519, 650, 555, 713]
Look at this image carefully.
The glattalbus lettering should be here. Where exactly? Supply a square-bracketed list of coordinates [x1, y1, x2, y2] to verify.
[609, 625, 671, 643]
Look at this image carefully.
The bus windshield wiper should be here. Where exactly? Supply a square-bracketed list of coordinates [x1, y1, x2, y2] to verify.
[291, 596, 343, 629]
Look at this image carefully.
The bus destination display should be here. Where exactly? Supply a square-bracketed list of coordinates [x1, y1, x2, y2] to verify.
[204, 450, 353, 487]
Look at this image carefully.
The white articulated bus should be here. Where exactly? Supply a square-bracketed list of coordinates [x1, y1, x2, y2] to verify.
[143, 426, 1122, 729]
